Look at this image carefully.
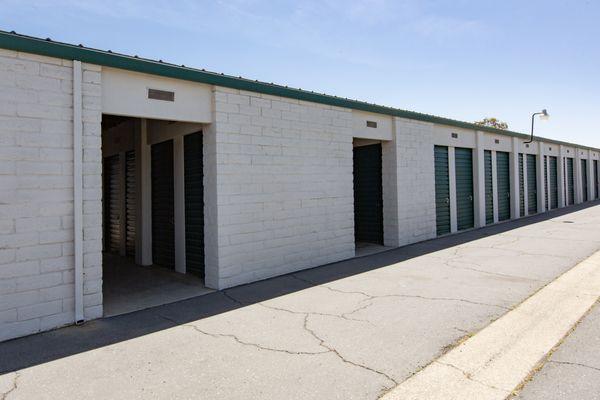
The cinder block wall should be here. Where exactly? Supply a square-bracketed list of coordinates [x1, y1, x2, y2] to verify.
[205, 87, 356, 289]
[393, 117, 437, 246]
[0, 50, 102, 342]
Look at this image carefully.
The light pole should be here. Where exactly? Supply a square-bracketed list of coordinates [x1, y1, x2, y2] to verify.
[525, 109, 549, 143]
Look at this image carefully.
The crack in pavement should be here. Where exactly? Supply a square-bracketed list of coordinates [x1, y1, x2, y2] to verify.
[367, 294, 511, 311]
[0, 372, 20, 400]
[302, 314, 399, 389]
[436, 360, 510, 394]
[453, 326, 470, 334]
[292, 272, 510, 311]
[442, 258, 540, 282]
[158, 310, 330, 356]
[295, 274, 509, 310]
[547, 360, 600, 373]
[181, 323, 331, 356]
[161, 302, 394, 392]
[291, 274, 372, 298]
[257, 303, 373, 325]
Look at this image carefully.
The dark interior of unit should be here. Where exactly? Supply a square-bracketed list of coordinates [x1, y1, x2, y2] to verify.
[101, 115, 207, 317]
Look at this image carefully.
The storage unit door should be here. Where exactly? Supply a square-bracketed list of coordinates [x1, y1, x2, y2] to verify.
[434, 146, 451, 236]
[184, 132, 205, 278]
[526, 154, 537, 214]
[151, 140, 175, 269]
[544, 156, 549, 209]
[353, 144, 384, 244]
[518, 153, 525, 217]
[484, 150, 493, 225]
[581, 159, 588, 202]
[455, 147, 474, 231]
[567, 158, 574, 205]
[563, 160, 567, 204]
[595, 160, 599, 199]
[549, 156, 558, 208]
[496, 151, 510, 221]
[103, 155, 121, 254]
[125, 150, 136, 257]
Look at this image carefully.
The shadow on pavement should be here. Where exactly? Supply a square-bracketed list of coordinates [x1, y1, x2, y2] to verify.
[1, 201, 598, 373]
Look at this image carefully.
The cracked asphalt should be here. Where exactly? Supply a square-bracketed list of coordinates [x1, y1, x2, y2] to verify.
[1, 202, 600, 399]
[516, 299, 600, 400]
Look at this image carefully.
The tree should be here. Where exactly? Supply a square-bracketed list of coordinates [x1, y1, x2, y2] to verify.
[474, 117, 508, 130]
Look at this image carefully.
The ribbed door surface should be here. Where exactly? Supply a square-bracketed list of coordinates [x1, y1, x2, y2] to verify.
[526, 154, 537, 214]
[151, 140, 175, 269]
[125, 150, 136, 257]
[434, 146, 450, 236]
[184, 132, 205, 278]
[103, 155, 121, 254]
[353, 144, 383, 244]
[549, 156, 558, 209]
[567, 158, 574, 205]
[455, 147, 474, 231]
[581, 159, 588, 202]
[518, 153, 525, 217]
[544, 156, 549, 209]
[484, 150, 493, 224]
[595, 160, 599, 199]
[496, 151, 510, 221]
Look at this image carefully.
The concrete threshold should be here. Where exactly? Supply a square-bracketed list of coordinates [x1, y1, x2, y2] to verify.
[381, 250, 600, 400]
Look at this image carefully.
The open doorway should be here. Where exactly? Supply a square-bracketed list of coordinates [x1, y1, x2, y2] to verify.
[101, 115, 211, 317]
[353, 139, 386, 257]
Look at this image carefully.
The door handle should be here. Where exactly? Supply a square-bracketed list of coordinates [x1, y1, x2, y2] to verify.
[445, 198, 450, 204]
[469, 195, 473, 202]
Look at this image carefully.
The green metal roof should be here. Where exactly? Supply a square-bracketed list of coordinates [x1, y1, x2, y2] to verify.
[0, 30, 597, 152]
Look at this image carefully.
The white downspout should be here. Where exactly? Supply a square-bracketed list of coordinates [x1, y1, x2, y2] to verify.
[73, 60, 84, 324]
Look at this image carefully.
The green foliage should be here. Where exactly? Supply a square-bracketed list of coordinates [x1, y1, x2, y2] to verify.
[474, 117, 508, 130]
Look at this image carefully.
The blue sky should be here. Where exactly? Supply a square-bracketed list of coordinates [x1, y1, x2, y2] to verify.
[2, 1, 599, 146]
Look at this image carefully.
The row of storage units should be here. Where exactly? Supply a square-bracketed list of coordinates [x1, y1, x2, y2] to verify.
[434, 145, 600, 236]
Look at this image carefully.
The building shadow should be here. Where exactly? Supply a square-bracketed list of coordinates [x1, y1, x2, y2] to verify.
[1, 201, 598, 373]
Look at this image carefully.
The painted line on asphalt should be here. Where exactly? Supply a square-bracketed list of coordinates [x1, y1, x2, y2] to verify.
[381, 250, 600, 400]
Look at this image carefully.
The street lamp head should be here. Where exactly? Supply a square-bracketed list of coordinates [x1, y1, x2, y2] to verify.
[540, 109, 549, 120]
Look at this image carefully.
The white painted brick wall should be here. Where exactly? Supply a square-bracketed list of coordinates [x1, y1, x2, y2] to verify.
[0, 50, 102, 342]
[391, 117, 437, 246]
[206, 87, 356, 289]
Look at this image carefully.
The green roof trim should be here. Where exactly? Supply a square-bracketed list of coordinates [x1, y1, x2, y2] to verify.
[0, 30, 597, 152]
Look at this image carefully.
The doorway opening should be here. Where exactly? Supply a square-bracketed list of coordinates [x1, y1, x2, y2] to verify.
[353, 139, 386, 257]
[101, 115, 211, 317]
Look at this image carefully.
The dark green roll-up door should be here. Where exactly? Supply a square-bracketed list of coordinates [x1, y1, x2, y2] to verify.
[526, 154, 537, 214]
[496, 151, 510, 221]
[581, 159, 588, 202]
[544, 156, 549, 209]
[484, 150, 493, 225]
[434, 146, 450, 236]
[594, 160, 599, 199]
[518, 153, 524, 217]
[549, 156, 558, 209]
[151, 140, 175, 269]
[567, 158, 574, 205]
[455, 147, 474, 231]
[184, 132, 205, 278]
[125, 150, 136, 257]
[103, 155, 121, 254]
[353, 144, 383, 244]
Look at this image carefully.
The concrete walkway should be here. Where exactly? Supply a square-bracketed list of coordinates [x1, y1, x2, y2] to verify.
[2, 202, 600, 400]
[515, 300, 600, 400]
